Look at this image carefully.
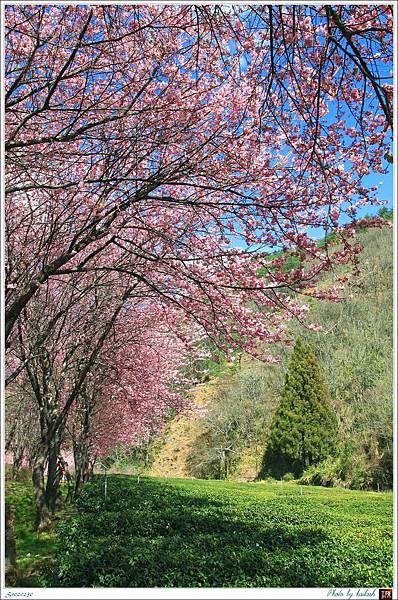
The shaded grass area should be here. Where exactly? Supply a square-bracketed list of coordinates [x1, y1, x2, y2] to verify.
[5, 471, 76, 587]
[44, 475, 393, 588]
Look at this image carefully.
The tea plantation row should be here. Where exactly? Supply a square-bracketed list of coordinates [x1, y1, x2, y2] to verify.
[43, 475, 393, 588]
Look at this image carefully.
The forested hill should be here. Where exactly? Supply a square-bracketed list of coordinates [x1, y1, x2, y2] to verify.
[150, 224, 393, 490]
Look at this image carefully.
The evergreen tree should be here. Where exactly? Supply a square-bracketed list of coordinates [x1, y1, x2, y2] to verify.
[261, 338, 337, 478]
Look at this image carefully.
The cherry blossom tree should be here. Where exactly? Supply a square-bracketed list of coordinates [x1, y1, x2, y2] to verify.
[9, 271, 135, 527]
[5, 4, 393, 352]
[9, 264, 197, 526]
[66, 304, 196, 497]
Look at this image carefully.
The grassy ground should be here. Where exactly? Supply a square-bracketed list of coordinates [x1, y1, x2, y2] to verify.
[42, 475, 393, 588]
[5, 471, 76, 586]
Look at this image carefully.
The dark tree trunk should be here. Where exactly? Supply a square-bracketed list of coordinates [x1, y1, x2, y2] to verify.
[301, 430, 307, 471]
[74, 446, 82, 498]
[224, 453, 229, 480]
[5, 502, 17, 585]
[72, 400, 93, 497]
[65, 465, 74, 503]
[144, 446, 149, 467]
[74, 442, 89, 498]
[32, 449, 51, 531]
[12, 445, 24, 480]
[88, 456, 96, 480]
[45, 441, 61, 514]
[28, 450, 36, 470]
[5, 421, 17, 454]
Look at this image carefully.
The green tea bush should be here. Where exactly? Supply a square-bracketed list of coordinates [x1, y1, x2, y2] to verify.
[43, 475, 393, 588]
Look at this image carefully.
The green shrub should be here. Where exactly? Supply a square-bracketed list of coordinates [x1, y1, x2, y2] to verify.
[299, 445, 391, 492]
[299, 457, 340, 488]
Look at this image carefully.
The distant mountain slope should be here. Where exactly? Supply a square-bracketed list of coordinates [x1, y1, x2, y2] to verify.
[151, 225, 393, 486]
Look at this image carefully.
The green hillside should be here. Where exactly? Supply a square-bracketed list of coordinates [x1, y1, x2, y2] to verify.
[150, 224, 393, 490]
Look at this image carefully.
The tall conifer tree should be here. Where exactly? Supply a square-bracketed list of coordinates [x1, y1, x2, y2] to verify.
[262, 338, 336, 478]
